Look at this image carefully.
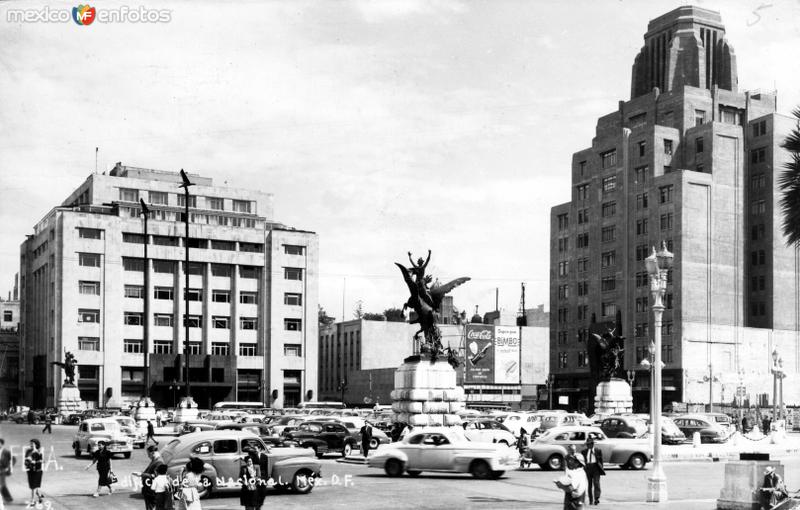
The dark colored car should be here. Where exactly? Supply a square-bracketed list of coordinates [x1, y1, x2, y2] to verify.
[215, 422, 304, 449]
[600, 416, 648, 439]
[672, 415, 729, 443]
[284, 421, 358, 458]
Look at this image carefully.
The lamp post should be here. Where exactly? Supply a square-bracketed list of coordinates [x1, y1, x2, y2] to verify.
[547, 373, 555, 410]
[640, 341, 663, 446]
[736, 369, 746, 426]
[771, 349, 785, 421]
[337, 379, 348, 407]
[644, 242, 673, 502]
[169, 380, 180, 408]
[139, 199, 150, 399]
[702, 364, 719, 413]
[179, 169, 194, 401]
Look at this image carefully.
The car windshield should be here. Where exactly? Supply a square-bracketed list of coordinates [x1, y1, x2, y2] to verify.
[160, 439, 181, 463]
[298, 423, 323, 433]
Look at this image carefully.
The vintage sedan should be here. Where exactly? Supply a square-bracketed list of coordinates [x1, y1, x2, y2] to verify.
[160, 430, 321, 498]
[72, 418, 134, 458]
[366, 427, 519, 479]
[528, 425, 651, 471]
[600, 415, 648, 439]
[284, 421, 358, 457]
[113, 416, 146, 448]
[672, 415, 730, 443]
[462, 419, 517, 445]
[215, 422, 301, 449]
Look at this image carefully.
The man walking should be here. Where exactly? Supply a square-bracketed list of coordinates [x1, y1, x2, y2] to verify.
[135, 445, 164, 510]
[581, 437, 605, 505]
[360, 422, 373, 460]
[42, 412, 53, 434]
[0, 438, 14, 505]
[145, 420, 158, 446]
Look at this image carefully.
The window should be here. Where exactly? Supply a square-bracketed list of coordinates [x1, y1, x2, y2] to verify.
[185, 288, 203, 301]
[635, 296, 649, 313]
[601, 251, 615, 268]
[207, 197, 224, 210]
[576, 258, 588, 273]
[695, 109, 706, 126]
[576, 233, 589, 249]
[124, 312, 144, 326]
[635, 323, 650, 338]
[601, 226, 615, 243]
[211, 264, 232, 277]
[557, 330, 568, 344]
[154, 340, 172, 354]
[638, 141, 646, 157]
[78, 337, 100, 351]
[212, 316, 230, 329]
[124, 285, 144, 298]
[183, 315, 203, 328]
[751, 200, 766, 215]
[660, 213, 674, 231]
[284, 344, 302, 357]
[177, 195, 197, 208]
[152, 235, 178, 247]
[635, 271, 648, 288]
[577, 281, 588, 296]
[2, 311, 11, 322]
[211, 342, 230, 356]
[751, 147, 766, 164]
[576, 184, 589, 201]
[240, 266, 260, 279]
[78, 309, 100, 323]
[211, 240, 235, 251]
[579, 161, 586, 176]
[636, 193, 648, 210]
[634, 166, 648, 184]
[601, 277, 616, 292]
[232, 200, 252, 213]
[759, 250, 766, 265]
[577, 305, 588, 321]
[239, 317, 258, 330]
[659, 185, 673, 203]
[183, 262, 203, 275]
[145, 191, 168, 205]
[78, 228, 102, 239]
[187, 238, 207, 249]
[557, 214, 569, 231]
[662, 345, 673, 363]
[79, 280, 100, 295]
[635, 244, 649, 261]
[284, 293, 302, 306]
[557, 284, 569, 300]
[212, 290, 230, 303]
[153, 260, 176, 273]
[601, 302, 617, 317]
[600, 150, 617, 169]
[661, 321, 674, 336]
[123, 232, 146, 244]
[578, 351, 588, 368]
[185, 342, 202, 355]
[239, 344, 257, 356]
[751, 224, 765, 240]
[577, 209, 589, 224]
[123, 339, 143, 353]
[752, 120, 767, 137]
[558, 237, 569, 252]
[751, 174, 766, 190]
[154, 287, 174, 300]
[239, 242, 263, 253]
[664, 139, 673, 155]
[665, 293, 674, 309]
[119, 188, 139, 202]
[602, 176, 617, 193]
[558, 261, 569, 277]
[154, 314, 173, 327]
[696, 137, 704, 153]
[79, 252, 101, 267]
[240, 292, 258, 305]
[284, 318, 301, 331]
[284, 267, 303, 281]
[284, 245, 306, 255]
[601, 202, 616, 217]
[558, 352, 568, 369]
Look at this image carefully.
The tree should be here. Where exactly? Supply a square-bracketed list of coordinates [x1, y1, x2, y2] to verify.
[383, 307, 406, 322]
[779, 108, 800, 246]
[362, 312, 385, 321]
[353, 300, 364, 319]
[318, 305, 335, 326]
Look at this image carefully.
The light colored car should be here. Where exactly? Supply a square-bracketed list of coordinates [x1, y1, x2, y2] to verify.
[463, 419, 517, 446]
[366, 427, 519, 479]
[160, 430, 321, 498]
[528, 425, 651, 471]
[113, 416, 146, 448]
[72, 418, 133, 458]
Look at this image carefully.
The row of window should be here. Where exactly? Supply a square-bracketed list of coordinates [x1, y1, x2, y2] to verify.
[77, 310, 303, 331]
[118, 188, 254, 213]
[84, 283, 299, 306]
[634, 344, 674, 364]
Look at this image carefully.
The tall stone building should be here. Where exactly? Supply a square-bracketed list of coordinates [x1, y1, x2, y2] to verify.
[20, 164, 318, 409]
[549, 6, 798, 412]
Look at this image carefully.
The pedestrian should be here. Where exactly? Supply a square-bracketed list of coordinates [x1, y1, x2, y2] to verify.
[581, 437, 605, 505]
[517, 429, 531, 469]
[156, 412, 163, 428]
[84, 441, 114, 497]
[762, 415, 772, 435]
[42, 412, 53, 434]
[238, 455, 261, 510]
[360, 421, 373, 459]
[147, 420, 158, 446]
[555, 450, 587, 509]
[27, 409, 35, 426]
[24, 439, 44, 506]
[152, 464, 173, 510]
[178, 457, 204, 510]
[760, 466, 788, 509]
[138, 445, 165, 510]
[399, 423, 411, 440]
[0, 438, 15, 505]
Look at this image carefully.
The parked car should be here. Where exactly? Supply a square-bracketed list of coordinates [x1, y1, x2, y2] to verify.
[672, 415, 730, 443]
[702, 413, 737, 436]
[366, 427, 518, 479]
[113, 416, 146, 448]
[160, 430, 321, 498]
[176, 420, 218, 435]
[539, 412, 591, 432]
[72, 418, 133, 458]
[284, 421, 358, 457]
[659, 416, 687, 444]
[497, 412, 544, 437]
[462, 419, 517, 446]
[528, 425, 651, 471]
[270, 415, 306, 436]
[600, 415, 648, 438]
[215, 422, 302, 449]
[329, 417, 391, 450]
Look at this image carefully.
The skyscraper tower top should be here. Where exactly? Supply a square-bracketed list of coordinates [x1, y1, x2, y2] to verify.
[631, 6, 737, 99]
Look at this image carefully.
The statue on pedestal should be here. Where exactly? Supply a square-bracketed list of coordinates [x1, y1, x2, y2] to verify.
[396, 250, 469, 363]
[589, 327, 625, 382]
[51, 351, 78, 386]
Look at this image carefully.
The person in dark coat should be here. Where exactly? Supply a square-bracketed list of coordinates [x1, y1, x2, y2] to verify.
[25, 439, 44, 506]
[760, 466, 788, 509]
[360, 422, 373, 459]
[238, 456, 261, 510]
[581, 437, 606, 505]
[0, 438, 14, 504]
[85, 441, 114, 497]
[41, 413, 52, 434]
[138, 445, 165, 510]
[762, 415, 772, 435]
[146, 421, 158, 446]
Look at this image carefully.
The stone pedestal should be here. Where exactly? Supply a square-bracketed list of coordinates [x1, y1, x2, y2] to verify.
[57, 385, 86, 417]
[717, 460, 783, 509]
[173, 396, 199, 423]
[594, 378, 633, 414]
[133, 397, 157, 422]
[390, 357, 465, 427]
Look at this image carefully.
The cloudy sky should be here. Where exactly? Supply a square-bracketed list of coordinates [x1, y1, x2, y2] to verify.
[1, 0, 799, 321]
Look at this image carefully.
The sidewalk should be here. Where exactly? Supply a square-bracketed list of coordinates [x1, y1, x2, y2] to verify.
[659, 431, 800, 462]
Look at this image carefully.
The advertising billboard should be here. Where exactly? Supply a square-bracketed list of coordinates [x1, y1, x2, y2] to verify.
[465, 324, 494, 383]
[494, 325, 520, 384]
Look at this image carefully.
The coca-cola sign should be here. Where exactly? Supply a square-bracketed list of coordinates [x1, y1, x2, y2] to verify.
[465, 324, 495, 384]
[466, 329, 492, 340]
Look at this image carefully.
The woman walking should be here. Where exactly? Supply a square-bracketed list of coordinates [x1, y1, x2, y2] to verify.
[84, 441, 114, 497]
[24, 439, 43, 506]
[238, 455, 261, 510]
[179, 457, 204, 510]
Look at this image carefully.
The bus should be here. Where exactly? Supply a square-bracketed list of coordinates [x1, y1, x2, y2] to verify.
[212, 401, 265, 411]
[297, 401, 345, 410]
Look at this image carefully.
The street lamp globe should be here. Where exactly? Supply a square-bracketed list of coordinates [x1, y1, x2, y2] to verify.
[645, 248, 659, 277]
[772, 348, 779, 363]
[656, 241, 674, 271]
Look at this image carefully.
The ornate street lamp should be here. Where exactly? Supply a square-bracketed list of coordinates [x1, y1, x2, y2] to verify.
[702, 365, 720, 413]
[546, 373, 555, 410]
[140, 199, 151, 399]
[771, 349, 785, 422]
[644, 241, 672, 502]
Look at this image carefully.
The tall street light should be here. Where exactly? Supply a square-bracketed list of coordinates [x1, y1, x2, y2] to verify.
[771, 349, 785, 422]
[641, 340, 663, 446]
[702, 364, 719, 413]
[645, 241, 673, 503]
[179, 169, 194, 402]
[139, 199, 150, 399]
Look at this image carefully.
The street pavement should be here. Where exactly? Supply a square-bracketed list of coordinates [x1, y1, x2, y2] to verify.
[1, 422, 799, 510]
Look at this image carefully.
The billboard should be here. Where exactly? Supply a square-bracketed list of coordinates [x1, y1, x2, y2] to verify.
[494, 326, 520, 384]
[465, 324, 495, 383]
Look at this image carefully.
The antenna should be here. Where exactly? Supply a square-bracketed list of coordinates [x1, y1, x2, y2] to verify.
[517, 282, 527, 326]
[95, 147, 98, 174]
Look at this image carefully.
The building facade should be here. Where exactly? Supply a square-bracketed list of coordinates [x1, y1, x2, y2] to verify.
[0, 293, 20, 410]
[19, 164, 318, 409]
[549, 6, 799, 412]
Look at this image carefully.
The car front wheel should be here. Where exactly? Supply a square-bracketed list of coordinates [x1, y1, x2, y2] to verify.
[547, 454, 564, 471]
[470, 460, 491, 479]
[74, 446, 81, 458]
[291, 469, 314, 494]
[384, 459, 404, 477]
[370, 438, 379, 449]
[627, 453, 647, 470]
[342, 443, 353, 457]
